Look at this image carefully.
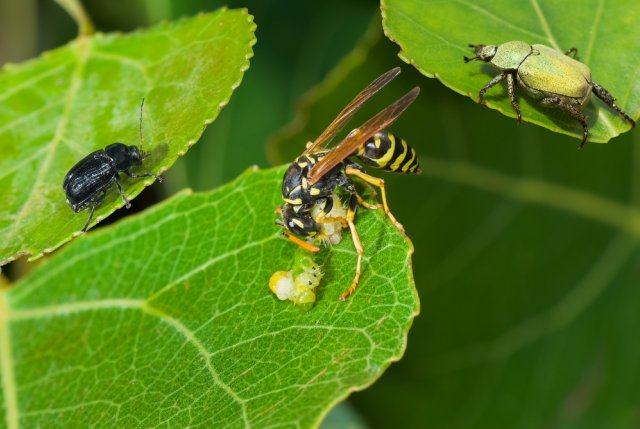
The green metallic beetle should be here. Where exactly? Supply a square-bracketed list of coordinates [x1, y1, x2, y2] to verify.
[464, 41, 636, 147]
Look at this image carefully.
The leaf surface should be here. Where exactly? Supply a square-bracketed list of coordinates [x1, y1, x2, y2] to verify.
[381, 0, 640, 143]
[0, 8, 256, 264]
[0, 166, 418, 428]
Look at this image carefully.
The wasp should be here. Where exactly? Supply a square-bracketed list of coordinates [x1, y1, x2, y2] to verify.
[276, 67, 420, 301]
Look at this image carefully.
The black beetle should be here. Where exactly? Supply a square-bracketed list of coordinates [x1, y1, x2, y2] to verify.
[62, 99, 162, 233]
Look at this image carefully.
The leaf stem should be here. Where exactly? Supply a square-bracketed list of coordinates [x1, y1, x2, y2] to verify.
[53, 0, 95, 37]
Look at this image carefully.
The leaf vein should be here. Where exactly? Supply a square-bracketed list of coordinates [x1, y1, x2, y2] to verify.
[141, 303, 250, 427]
[583, 0, 604, 64]
[454, 0, 545, 41]
[529, 0, 560, 49]
[0, 62, 71, 104]
[6, 40, 92, 246]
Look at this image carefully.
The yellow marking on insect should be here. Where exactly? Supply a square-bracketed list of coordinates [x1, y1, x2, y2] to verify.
[297, 162, 308, 168]
[301, 177, 308, 189]
[390, 137, 408, 171]
[373, 133, 395, 167]
[284, 198, 302, 205]
[401, 145, 417, 172]
[374, 135, 381, 148]
[289, 185, 301, 194]
[292, 218, 305, 229]
[310, 188, 321, 196]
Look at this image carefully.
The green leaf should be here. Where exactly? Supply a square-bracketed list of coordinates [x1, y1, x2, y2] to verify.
[0, 166, 418, 428]
[0, 8, 256, 265]
[381, 0, 640, 143]
[269, 23, 640, 428]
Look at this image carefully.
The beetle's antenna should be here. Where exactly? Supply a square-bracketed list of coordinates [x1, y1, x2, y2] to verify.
[464, 44, 483, 63]
[139, 97, 145, 151]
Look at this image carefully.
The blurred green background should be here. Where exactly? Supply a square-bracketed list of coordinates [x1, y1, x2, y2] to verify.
[2, 0, 640, 428]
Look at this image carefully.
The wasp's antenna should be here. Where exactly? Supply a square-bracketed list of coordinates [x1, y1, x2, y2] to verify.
[139, 98, 145, 151]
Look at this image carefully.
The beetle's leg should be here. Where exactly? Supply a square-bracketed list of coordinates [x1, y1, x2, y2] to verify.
[339, 194, 364, 301]
[505, 73, 522, 122]
[124, 170, 164, 183]
[592, 82, 636, 128]
[564, 48, 578, 57]
[114, 179, 131, 209]
[345, 166, 404, 234]
[478, 72, 506, 104]
[541, 96, 589, 148]
[81, 191, 106, 233]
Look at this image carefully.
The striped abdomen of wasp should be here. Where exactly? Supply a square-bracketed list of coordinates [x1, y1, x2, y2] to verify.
[276, 67, 420, 301]
[356, 131, 420, 174]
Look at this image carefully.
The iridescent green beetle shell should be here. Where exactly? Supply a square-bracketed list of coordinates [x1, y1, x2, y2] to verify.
[489, 42, 593, 106]
[489, 41, 531, 69]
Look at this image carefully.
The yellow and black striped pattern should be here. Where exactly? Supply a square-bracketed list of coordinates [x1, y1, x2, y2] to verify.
[355, 131, 420, 173]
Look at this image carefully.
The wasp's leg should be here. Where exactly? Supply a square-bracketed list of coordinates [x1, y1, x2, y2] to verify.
[340, 194, 364, 301]
[282, 231, 320, 252]
[317, 216, 349, 226]
[114, 178, 131, 209]
[124, 170, 164, 183]
[313, 197, 348, 227]
[345, 166, 404, 233]
[356, 193, 382, 210]
[359, 178, 379, 200]
[350, 171, 381, 209]
[315, 213, 349, 231]
[314, 210, 349, 227]
[81, 190, 107, 233]
[312, 197, 333, 223]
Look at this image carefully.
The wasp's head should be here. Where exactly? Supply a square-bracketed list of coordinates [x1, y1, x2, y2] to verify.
[276, 204, 318, 237]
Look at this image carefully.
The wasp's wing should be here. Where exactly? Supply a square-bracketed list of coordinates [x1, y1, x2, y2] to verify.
[303, 67, 402, 155]
[308, 87, 420, 184]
